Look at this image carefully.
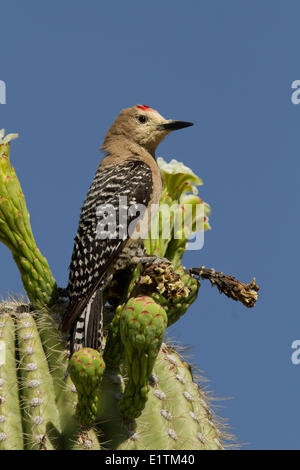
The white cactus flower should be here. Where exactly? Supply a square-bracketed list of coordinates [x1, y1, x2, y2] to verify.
[0, 129, 19, 145]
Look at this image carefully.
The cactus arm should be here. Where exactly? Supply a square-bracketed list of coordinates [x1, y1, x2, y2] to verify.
[33, 309, 80, 445]
[0, 307, 23, 450]
[115, 345, 224, 450]
[0, 133, 58, 307]
[15, 310, 62, 449]
[154, 347, 223, 450]
[34, 311, 102, 449]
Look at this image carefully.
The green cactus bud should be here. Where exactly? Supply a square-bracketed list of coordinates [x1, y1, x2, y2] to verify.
[69, 348, 106, 426]
[119, 296, 168, 420]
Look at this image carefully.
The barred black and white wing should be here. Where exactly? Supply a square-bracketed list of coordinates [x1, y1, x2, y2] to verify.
[62, 159, 153, 340]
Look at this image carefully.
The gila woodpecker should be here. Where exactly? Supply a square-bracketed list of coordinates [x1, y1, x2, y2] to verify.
[61, 104, 193, 352]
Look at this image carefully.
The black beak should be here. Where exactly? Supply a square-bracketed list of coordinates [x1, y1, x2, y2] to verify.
[158, 120, 194, 131]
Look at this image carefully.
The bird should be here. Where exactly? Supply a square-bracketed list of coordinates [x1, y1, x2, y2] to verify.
[61, 104, 193, 353]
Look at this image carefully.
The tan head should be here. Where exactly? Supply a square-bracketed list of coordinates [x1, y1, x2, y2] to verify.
[102, 105, 193, 156]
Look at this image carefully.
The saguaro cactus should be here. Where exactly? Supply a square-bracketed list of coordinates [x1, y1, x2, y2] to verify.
[0, 130, 258, 450]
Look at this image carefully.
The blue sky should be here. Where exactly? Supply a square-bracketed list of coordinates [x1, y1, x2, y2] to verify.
[1, 0, 299, 449]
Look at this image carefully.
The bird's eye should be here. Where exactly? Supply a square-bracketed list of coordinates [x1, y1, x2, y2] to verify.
[137, 115, 147, 124]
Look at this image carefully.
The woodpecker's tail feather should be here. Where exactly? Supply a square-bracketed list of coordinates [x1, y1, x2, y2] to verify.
[86, 288, 104, 349]
[69, 287, 104, 354]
